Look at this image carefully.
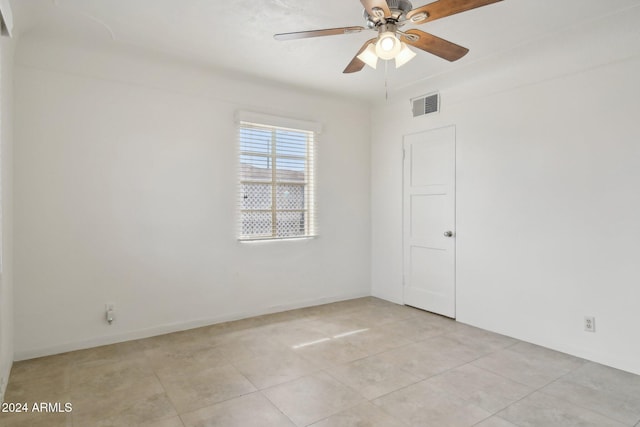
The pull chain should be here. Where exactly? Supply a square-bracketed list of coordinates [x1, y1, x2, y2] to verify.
[385, 60, 389, 101]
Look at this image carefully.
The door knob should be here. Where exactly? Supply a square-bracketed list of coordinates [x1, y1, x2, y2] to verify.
[444, 230, 454, 237]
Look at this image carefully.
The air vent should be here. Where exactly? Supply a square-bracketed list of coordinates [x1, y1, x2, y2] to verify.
[411, 93, 440, 117]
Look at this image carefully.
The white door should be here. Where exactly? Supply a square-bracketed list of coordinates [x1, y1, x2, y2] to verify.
[403, 126, 456, 318]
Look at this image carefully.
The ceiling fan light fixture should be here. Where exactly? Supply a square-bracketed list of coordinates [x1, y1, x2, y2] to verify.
[375, 31, 401, 60]
[395, 42, 416, 68]
[274, 0, 504, 74]
[357, 43, 379, 69]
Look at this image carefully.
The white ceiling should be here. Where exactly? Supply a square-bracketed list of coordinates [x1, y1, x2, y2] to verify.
[11, 0, 640, 101]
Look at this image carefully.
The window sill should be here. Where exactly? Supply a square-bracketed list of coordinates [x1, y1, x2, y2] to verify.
[238, 235, 318, 243]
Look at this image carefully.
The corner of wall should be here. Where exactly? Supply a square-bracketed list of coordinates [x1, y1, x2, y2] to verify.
[0, 32, 15, 402]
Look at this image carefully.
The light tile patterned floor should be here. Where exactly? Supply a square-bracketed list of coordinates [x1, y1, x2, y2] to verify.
[1, 297, 639, 427]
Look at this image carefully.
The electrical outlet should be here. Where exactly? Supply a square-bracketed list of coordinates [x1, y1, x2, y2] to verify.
[584, 316, 596, 332]
[105, 303, 115, 325]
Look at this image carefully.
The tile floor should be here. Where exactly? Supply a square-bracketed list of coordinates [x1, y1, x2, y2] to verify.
[1, 297, 639, 427]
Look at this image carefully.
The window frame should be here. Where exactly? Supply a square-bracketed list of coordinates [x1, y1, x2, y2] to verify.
[236, 114, 319, 242]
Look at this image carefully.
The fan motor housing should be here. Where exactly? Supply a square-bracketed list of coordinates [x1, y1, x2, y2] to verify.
[363, 0, 413, 26]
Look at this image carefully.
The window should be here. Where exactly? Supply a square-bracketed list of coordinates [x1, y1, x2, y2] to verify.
[237, 115, 317, 241]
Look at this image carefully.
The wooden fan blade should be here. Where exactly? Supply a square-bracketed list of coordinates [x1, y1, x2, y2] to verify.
[407, 0, 502, 24]
[274, 26, 364, 41]
[360, 0, 392, 19]
[343, 38, 377, 74]
[401, 29, 469, 61]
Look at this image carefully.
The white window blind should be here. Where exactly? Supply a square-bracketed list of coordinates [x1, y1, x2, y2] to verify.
[237, 120, 317, 241]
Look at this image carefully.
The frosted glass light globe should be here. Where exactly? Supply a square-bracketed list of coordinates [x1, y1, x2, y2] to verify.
[375, 32, 401, 60]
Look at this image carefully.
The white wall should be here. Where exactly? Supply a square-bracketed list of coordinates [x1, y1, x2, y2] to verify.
[13, 36, 371, 359]
[0, 34, 14, 400]
[371, 8, 640, 374]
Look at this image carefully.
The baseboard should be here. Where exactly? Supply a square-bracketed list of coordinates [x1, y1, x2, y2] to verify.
[371, 290, 403, 306]
[546, 342, 640, 377]
[14, 291, 371, 361]
[455, 318, 640, 377]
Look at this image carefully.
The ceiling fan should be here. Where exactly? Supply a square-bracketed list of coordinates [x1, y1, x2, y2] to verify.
[274, 0, 503, 73]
